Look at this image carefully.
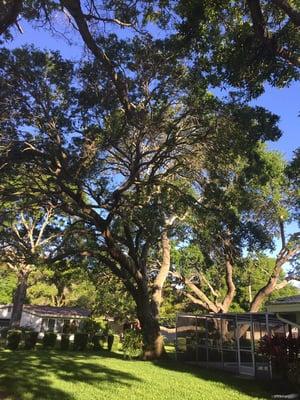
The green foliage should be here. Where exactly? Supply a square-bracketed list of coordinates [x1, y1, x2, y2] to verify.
[27, 281, 58, 306]
[122, 330, 143, 359]
[90, 274, 136, 321]
[0, 265, 17, 304]
[175, 0, 300, 96]
[80, 318, 105, 335]
[6, 330, 22, 350]
[24, 331, 38, 350]
[232, 255, 300, 312]
[0, 7, 298, 355]
[73, 333, 88, 351]
[42, 332, 57, 349]
[60, 334, 70, 351]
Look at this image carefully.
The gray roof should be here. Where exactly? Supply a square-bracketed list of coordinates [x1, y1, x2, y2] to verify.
[0, 304, 91, 318]
[268, 295, 300, 305]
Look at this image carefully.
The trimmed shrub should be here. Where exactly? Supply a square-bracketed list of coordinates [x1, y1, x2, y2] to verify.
[91, 334, 102, 351]
[60, 334, 70, 350]
[6, 330, 22, 350]
[43, 332, 57, 349]
[73, 333, 88, 351]
[108, 334, 119, 351]
[0, 328, 9, 339]
[122, 330, 143, 359]
[24, 331, 38, 350]
[99, 334, 106, 349]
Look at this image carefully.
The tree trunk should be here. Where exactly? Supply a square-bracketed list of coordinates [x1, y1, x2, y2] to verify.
[10, 268, 29, 329]
[221, 257, 236, 312]
[249, 256, 284, 312]
[102, 227, 166, 359]
[151, 230, 171, 317]
[136, 292, 165, 360]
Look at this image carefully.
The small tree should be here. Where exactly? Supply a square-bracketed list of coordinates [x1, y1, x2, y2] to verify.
[0, 205, 70, 328]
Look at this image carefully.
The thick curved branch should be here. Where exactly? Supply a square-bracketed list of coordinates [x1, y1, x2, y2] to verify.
[171, 271, 219, 313]
[221, 256, 236, 312]
[61, 0, 134, 116]
[250, 244, 300, 312]
[152, 230, 171, 316]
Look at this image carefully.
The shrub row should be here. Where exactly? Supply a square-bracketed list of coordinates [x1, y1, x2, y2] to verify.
[4, 330, 120, 352]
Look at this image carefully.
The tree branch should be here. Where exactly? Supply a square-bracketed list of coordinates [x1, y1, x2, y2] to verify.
[61, 0, 135, 116]
[271, 0, 300, 27]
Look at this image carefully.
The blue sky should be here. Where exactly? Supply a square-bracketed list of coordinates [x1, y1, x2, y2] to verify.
[253, 83, 299, 160]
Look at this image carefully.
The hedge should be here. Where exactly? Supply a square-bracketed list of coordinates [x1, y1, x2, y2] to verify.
[60, 334, 70, 350]
[24, 331, 39, 350]
[43, 332, 57, 349]
[73, 333, 88, 351]
[6, 330, 22, 350]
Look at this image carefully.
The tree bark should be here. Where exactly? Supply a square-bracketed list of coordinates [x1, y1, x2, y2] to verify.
[151, 230, 171, 317]
[136, 289, 164, 360]
[249, 251, 287, 312]
[10, 268, 30, 329]
[101, 229, 166, 359]
[221, 256, 236, 312]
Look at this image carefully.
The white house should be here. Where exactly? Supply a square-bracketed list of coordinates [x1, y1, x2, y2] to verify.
[0, 304, 91, 333]
[266, 295, 300, 329]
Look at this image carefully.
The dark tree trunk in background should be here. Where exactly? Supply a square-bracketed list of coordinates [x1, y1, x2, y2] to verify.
[10, 269, 29, 329]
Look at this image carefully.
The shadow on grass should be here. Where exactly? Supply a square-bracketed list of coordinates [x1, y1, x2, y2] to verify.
[152, 358, 271, 399]
[0, 350, 140, 400]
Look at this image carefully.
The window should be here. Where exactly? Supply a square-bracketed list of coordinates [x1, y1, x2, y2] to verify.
[0, 319, 10, 328]
[48, 319, 55, 332]
[41, 318, 56, 332]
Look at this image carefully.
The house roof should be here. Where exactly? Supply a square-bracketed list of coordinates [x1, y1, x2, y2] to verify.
[266, 295, 300, 314]
[268, 295, 300, 305]
[0, 304, 91, 319]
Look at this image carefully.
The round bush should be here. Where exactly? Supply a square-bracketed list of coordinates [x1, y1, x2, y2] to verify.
[43, 332, 57, 349]
[73, 333, 88, 351]
[6, 330, 22, 350]
[122, 330, 143, 359]
[60, 334, 70, 350]
[24, 331, 38, 350]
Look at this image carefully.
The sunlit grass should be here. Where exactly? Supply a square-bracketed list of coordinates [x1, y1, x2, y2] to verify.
[0, 349, 269, 400]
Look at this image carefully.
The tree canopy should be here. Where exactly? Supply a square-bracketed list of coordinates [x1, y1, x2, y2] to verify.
[0, 0, 299, 360]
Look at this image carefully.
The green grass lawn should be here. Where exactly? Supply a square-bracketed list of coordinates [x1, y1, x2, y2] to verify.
[0, 349, 270, 400]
